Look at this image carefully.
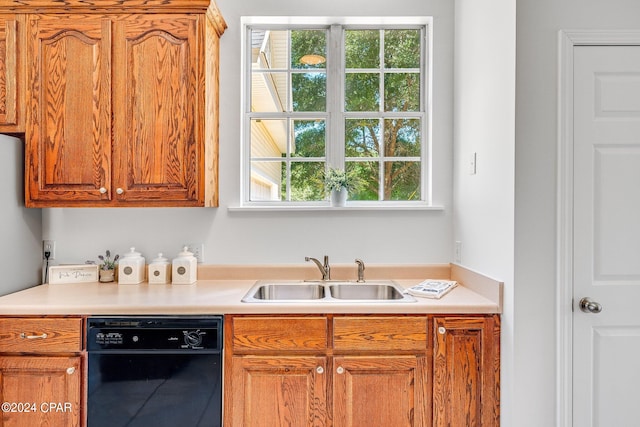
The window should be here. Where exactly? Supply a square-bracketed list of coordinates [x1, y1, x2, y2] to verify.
[242, 18, 431, 207]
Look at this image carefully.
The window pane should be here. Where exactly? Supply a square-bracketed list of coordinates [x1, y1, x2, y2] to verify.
[345, 119, 380, 157]
[290, 162, 325, 201]
[384, 161, 421, 200]
[293, 120, 326, 157]
[291, 30, 327, 69]
[345, 73, 380, 111]
[251, 72, 287, 112]
[384, 29, 421, 69]
[384, 72, 420, 111]
[250, 119, 287, 158]
[345, 30, 380, 69]
[346, 161, 379, 200]
[292, 73, 326, 111]
[253, 29, 289, 69]
[250, 161, 282, 201]
[384, 118, 421, 157]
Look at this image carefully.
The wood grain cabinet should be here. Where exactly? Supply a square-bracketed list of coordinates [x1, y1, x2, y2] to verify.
[433, 315, 500, 427]
[226, 316, 330, 426]
[225, 315, 432, 427]
[24, 5, 225, 207]
[332, 316, 429, 427]
[0, 14, 25, 132]
[0, 317, 83, 427]
[226, 314, 500, 427]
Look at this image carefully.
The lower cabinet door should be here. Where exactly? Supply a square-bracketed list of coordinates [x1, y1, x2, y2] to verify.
[228, 355, 328, 427]
[432, 316, 500, 427]
[0, 356, 82, 427]
[333, 355, 428, 427]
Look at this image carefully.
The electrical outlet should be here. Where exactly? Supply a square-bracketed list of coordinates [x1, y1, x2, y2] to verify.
[454, 241, 462, 263]
[43, 240, 56, 260]
[185, 243, 204, 263]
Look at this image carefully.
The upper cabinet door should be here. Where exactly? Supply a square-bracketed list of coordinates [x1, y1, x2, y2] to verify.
[25, 16, 112, 206]
[0, 15, 25, 132]
[112, 15, 203, 205]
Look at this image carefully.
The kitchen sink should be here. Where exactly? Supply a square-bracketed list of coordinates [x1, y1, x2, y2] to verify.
[241, 283, 325, 302]
[328, 283, 406, 300]
[241, 280, 416, 303]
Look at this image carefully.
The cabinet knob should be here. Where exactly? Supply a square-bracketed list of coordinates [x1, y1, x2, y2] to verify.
[116, 188, 124, 195]
[316, 366, 324, 374]
[336, 366, 344, 374]
[438, 326, 446, 335]
[66, 367, 75, 375]
[99, 187, 107, 194]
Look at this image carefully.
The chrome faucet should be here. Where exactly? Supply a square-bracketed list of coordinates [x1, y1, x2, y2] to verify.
[305, 255, 331, 280]
[355, 259, 365, 282]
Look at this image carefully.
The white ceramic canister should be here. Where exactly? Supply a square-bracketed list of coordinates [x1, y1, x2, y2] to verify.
[118, 247, 146, 284]
[148, 253, 171, 284]
[172, 246, 197, 284]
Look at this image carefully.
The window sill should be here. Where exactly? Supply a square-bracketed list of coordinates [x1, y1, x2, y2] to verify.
[228, 204, 445, 212]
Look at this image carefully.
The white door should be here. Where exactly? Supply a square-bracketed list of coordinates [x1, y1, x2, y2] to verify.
[573, 45, 640, 427]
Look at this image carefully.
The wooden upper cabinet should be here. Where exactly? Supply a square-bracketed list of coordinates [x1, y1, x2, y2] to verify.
[0, 14, 25, 132]
[25, 15, 112, 205]
[112, 15, 201, 204]
[24, 6, 225, 207]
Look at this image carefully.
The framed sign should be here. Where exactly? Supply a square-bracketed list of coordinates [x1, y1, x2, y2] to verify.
[48, 265, 99, 284]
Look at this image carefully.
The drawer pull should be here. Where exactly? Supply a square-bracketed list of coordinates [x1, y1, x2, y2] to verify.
[336, 366, 344, 374]
[66, 367, 75, 375]
[316, 366, 324, 374]
[20, 333, 48, 340]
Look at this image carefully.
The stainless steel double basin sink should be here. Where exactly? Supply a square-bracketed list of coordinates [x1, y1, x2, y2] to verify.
[241, 280, 416, 303]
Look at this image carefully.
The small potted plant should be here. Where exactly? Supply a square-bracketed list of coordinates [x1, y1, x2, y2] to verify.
[324, 168, 353, 207]
[98, 250, 119, 283]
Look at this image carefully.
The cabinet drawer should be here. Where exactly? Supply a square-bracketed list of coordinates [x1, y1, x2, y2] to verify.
[232, 317, 328, 352]
[0, 318, 82, 353]
[333, 316, 427, 352]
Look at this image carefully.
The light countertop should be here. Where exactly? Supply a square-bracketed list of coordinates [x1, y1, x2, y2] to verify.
[0, 264, 502, 315]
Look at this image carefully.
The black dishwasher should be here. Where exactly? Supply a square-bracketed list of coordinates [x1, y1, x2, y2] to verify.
[87, 316, 223, 427]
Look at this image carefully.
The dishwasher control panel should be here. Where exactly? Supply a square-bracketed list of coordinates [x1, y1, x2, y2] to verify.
[87, 316, 222, 352]
[95, 332, 124, 345]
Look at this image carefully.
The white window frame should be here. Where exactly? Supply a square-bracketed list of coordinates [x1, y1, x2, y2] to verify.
[240, 16, 433, 209]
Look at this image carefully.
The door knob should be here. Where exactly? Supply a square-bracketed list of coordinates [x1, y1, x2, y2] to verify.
[579, 297, 602, 314]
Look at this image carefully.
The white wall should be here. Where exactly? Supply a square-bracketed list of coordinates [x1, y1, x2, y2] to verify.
[0, 135, 42, 294]
[43, 0, 456, 267]
[514, 1, 640, 426]
[453, 0, 515, 425]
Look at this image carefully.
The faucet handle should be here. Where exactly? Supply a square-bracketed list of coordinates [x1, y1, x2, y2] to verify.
[305, 256, 331, 280]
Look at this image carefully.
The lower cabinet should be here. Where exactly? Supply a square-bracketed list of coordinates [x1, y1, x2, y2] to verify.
[229, 355, 329, 426]
[433, 316, 500, 427]
[225, 314, 499, 427]
[0, 356, 82, 426]
[0, 317, 84, 427]
[333, 355, 427, 426]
